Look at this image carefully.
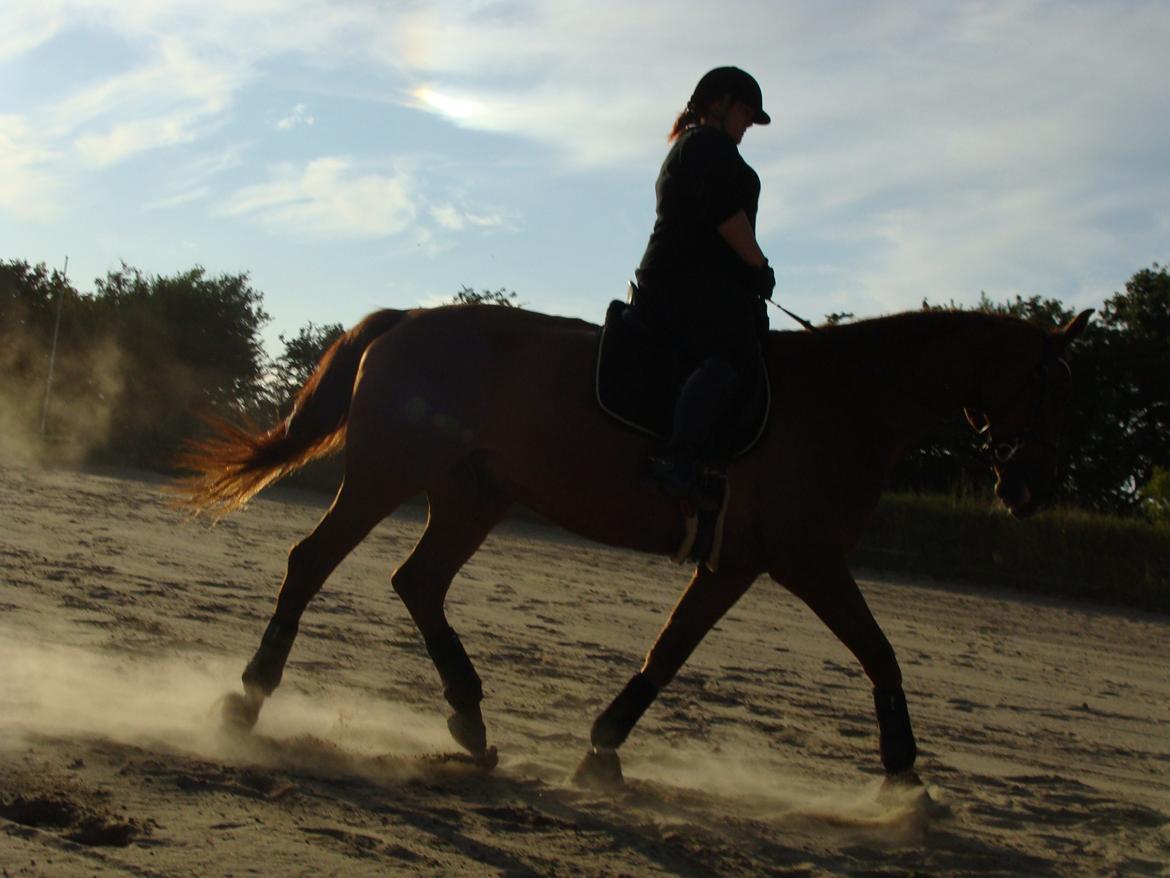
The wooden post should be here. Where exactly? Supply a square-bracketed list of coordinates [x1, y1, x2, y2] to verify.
[40, 256, 68, 438]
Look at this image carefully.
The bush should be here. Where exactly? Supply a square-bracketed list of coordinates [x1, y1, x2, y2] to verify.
[1139, 466, 1170, 524]
[853, 493, 1170, 612]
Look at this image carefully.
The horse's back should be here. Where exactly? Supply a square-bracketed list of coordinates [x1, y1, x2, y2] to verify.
[352, 304, 602, 440]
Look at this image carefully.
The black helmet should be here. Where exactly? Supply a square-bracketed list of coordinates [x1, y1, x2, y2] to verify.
[691, 66, 771, 125]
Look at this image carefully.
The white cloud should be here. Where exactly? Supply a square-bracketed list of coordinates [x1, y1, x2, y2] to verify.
[222, 156, 516, 244]
[463, 210, 507, 229]
[143, 186, 211, 211]
[429, 202, 509, 232]
[0, 115, 63, 220]
[10, 1, 1170, 179]
[142, 146, 245, 212]
[0, 1, 64, 61]
[74, 114, 199, 166]
[223, 157, 418, 240]
[277, 103, 315, 131]
[59, 36, 237, 165]
[430, 203, 465, 230]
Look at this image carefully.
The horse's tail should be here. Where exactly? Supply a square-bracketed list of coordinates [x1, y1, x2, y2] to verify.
[175, 309, 408, 517]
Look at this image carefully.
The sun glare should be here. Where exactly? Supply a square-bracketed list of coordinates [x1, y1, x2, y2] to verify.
[411, 87, 484, 121]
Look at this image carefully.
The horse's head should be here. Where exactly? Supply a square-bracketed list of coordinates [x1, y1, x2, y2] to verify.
[965, 309, 1094, 518]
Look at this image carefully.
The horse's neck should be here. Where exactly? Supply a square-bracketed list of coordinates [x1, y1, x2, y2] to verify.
[899, 334, 985, 409]
[871, 323, 992, 456]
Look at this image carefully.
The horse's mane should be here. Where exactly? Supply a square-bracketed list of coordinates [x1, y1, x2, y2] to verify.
[774, 308, 1043, 359]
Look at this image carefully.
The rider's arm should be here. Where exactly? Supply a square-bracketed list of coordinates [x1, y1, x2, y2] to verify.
[717, 210, 767, 269]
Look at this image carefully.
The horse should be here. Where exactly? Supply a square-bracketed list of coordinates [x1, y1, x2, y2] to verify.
[176, 303, 1093, 788]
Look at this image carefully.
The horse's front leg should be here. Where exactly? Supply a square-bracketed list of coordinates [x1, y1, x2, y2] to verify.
[573, 565, 756, 788]
[776, 561, 918, 783]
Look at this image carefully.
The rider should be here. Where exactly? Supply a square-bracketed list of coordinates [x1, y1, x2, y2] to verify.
[634, 66, 775, 500]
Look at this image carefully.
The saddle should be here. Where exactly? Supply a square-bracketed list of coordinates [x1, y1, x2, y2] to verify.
[594, 297, 771, 461]
[594, 293, 772, 571]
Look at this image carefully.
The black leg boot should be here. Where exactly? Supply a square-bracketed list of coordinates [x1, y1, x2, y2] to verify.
[647, 357, 741, 499]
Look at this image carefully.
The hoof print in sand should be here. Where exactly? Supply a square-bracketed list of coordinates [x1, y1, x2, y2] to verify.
[0, 794, 148, 847]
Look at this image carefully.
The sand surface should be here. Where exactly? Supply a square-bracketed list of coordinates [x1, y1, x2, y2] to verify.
[0, 464, 1167, 877]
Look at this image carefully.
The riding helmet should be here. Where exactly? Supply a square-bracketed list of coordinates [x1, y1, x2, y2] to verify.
[691, 66, 771, 125]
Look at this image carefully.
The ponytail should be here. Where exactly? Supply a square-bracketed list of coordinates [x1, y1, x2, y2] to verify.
[668, 100, 700, 143]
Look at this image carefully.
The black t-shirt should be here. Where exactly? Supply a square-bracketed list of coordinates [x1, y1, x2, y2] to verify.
[635, 125, 761, 297]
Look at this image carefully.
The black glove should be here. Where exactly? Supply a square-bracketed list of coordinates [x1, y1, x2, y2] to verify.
[749, 260, 775, 300]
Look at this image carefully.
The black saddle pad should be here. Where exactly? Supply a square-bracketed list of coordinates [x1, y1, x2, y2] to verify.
[594, 300, 770, 460]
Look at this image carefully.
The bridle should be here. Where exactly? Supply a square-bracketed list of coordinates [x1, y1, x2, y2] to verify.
[974, 356, 1072, 465]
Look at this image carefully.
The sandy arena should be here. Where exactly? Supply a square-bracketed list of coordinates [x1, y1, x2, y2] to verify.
[1, 464, 1167, 876]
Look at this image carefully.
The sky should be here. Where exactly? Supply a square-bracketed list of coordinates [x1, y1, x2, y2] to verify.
[3, 0, 1169, 356]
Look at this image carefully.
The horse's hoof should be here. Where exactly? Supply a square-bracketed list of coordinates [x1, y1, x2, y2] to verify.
[473, 746, 500, 769]
[219, 690, 262, 733]
[878, 769, 925, 802]
[571, 748, 624, 790]
[447, 710, 488, 756]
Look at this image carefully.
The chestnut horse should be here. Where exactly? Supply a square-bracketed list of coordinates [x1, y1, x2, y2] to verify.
[178, 304, 1092, 787]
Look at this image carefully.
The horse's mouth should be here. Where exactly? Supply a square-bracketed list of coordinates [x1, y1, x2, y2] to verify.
[1000, 483, 1036, 518]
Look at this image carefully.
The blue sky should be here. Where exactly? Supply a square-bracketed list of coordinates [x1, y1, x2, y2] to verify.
[3, 1, 1168, 355]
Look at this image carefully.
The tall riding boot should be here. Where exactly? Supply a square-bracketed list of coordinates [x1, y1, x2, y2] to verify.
[647, 357, 741, 498]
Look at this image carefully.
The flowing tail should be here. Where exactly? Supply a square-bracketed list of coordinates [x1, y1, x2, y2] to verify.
[175, 309, 407, 517]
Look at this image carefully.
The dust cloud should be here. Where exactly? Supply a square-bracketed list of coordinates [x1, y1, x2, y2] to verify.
[0, 635, 452, 778]
[0, 329, 124, 465]
[631, 740, 941, 846]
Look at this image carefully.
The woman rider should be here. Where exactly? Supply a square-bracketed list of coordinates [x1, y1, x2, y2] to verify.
[635, 66, 775, 500]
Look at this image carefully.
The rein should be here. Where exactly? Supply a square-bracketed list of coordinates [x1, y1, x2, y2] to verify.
[767, 298, 826, 336]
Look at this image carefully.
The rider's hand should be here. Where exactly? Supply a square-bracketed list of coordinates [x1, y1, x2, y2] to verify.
[750, 260, 776, 301]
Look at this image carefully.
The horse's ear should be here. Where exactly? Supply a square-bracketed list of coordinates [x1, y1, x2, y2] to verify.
[1049, 308, 1094, 358]
[964, 407, 988, 432]
[1064, 309, 1094, 342]
[1061, 309, 1094, 344]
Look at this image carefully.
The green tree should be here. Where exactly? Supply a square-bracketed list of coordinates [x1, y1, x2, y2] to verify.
[1076, 262, 1170, 511]
[0, 260, 77, 380]
[0, 260, 87, 440]
[976, 291, 1076, 326]
[271, 321, 345, 415]
[0, 260, 67, 334]
[449, 285, 522, 307]
[823, 311, 854, 326]
[90, 263, 270, 465]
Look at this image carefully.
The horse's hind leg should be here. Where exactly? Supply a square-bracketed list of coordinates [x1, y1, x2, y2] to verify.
[390, 459, 510, 764]
[223, 476, 401, 730]
[575, 564, 757, 787]
[776, 561, 917, 781]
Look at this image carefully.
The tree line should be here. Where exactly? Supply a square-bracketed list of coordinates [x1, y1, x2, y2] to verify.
[1, 259, 1166, 518]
